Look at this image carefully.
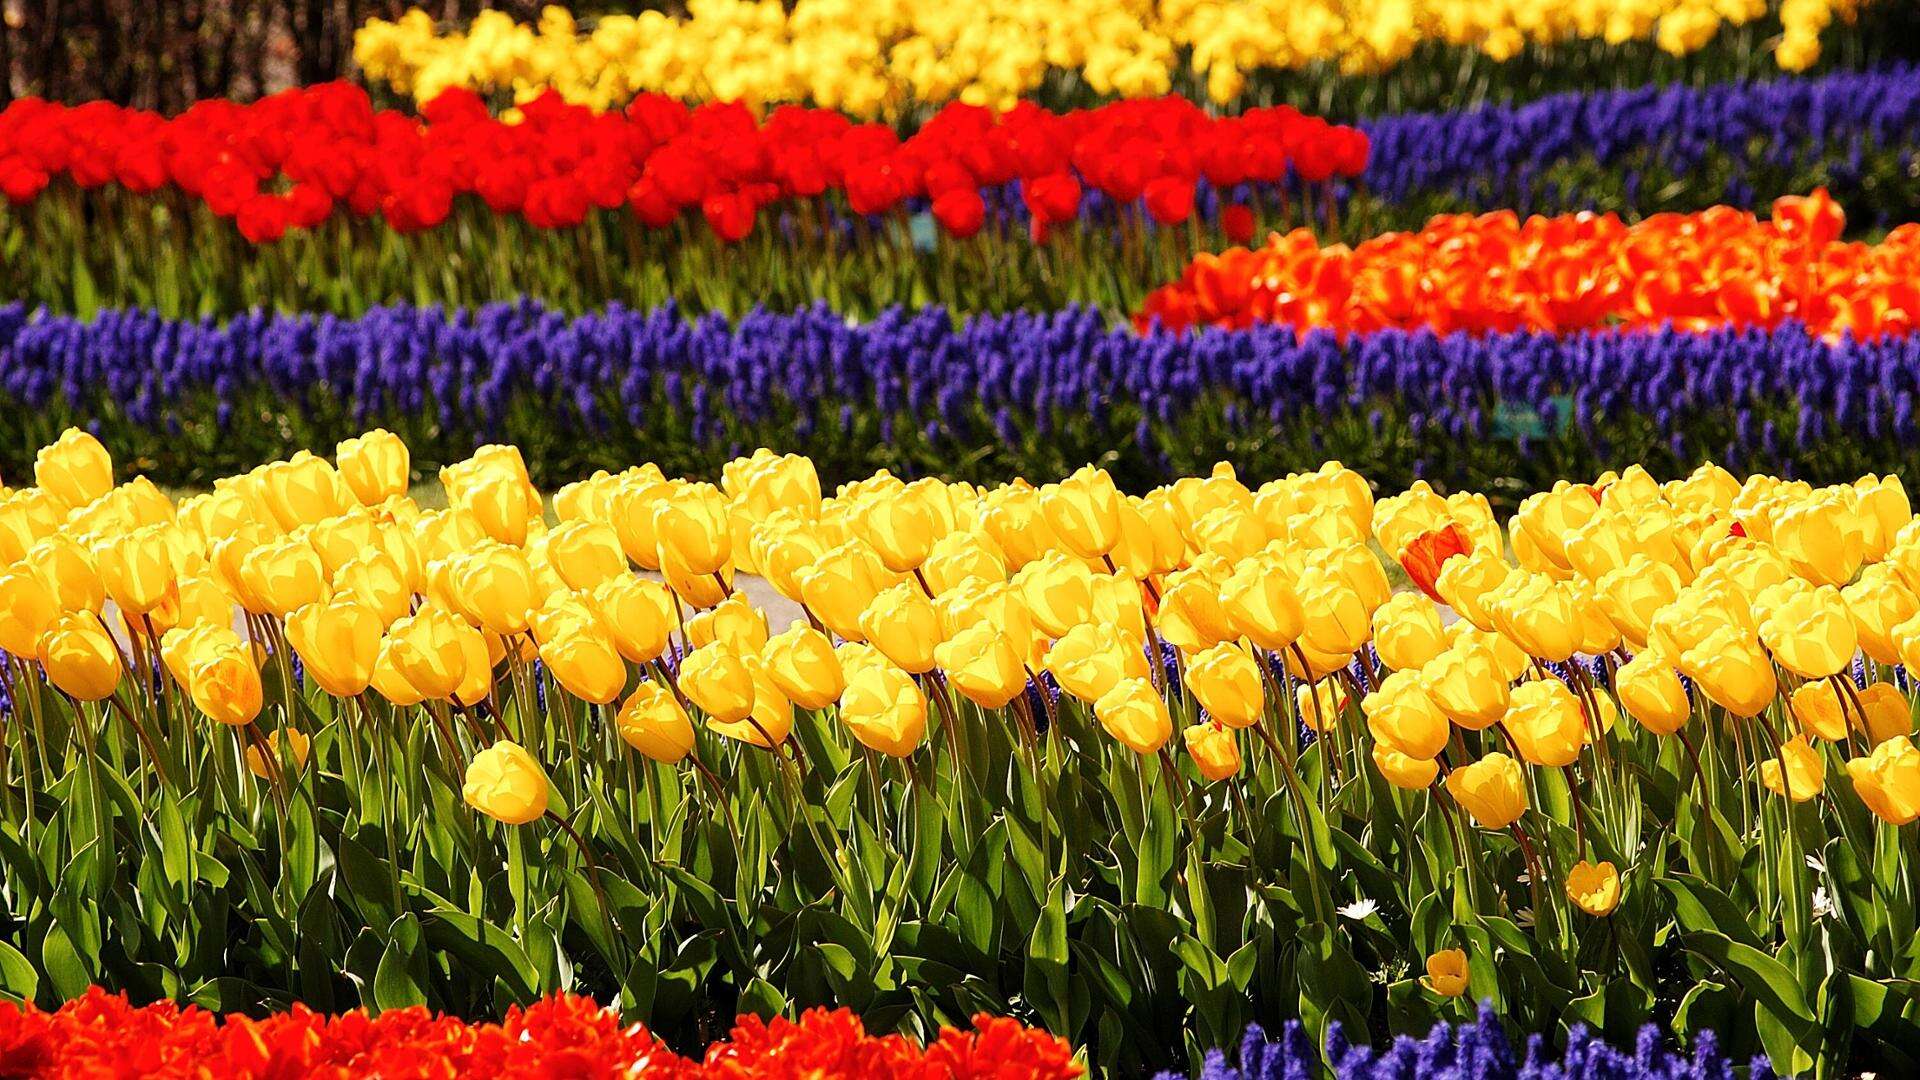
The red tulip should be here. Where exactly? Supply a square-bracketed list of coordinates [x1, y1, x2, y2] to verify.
[1399, 524, 1473, 604]
[932, 188, 987, 239]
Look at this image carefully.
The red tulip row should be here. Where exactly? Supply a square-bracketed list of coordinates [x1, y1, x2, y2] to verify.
[0, 988, 1081, 1078]
[0, 82, 1368, 244]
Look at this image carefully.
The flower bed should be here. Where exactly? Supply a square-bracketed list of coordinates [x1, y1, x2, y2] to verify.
[0, 988, 1080, 1077]
[6, 69, 1920, 319]
[1137, 190, 1915, 336]
[3, 431, 1920, 1073]
[4, 300, 1919, 496]
[352, 1, 1898, 120]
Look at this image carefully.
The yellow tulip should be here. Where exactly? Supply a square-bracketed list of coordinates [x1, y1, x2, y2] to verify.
[1182, 642, 1264, 729]
[336, 429, 410, 506]
[1220, 553, 1305, 652]
[840, 663, 928, 757]
[246, 728, 312, 780]
[28, 535, 105, 614]
[1757, 583, 1857, 679]
[1613, 652, 1689, 735]
[1444, 753, 1528, 829]
[286, 595, 383, 697]
[1420, 639, 1510, 730]
[1046, 622, 1147, 704]
[1847, 736, 1920, 825]
[679, 642, 756, 723]
[187, 641, 265, 726]
[615, 682, 696, 764]
[1362, 670, 1449, 759]
[1014, 552, 1096, 639]
[1502, 679, 1587, 768]
[705, 655, 792, 748]
[1182, 722, 1241, 782]
[1372, 745, 1439, 790]
[384, 606, 474, 701]
[0, 567, 59, 656]
[541, 626, 627, 705]
[934, 620, 1029, 709]
[545, 519, 628, 590]
[1421, 949, 1470, 997]
[37, 610, 123, 701]
[797, 539, 893, 641]
[1093, 676, 1174, 755]
[463, 740, 550, 825]
[858, 581, 941, 674]
[1370, 592, 1447, 672]
[762, 624, 845, 709]
[1565, 860, 1621, 916]
[1760, 734, 1825, 802]
[1039, 465, 1124, 560]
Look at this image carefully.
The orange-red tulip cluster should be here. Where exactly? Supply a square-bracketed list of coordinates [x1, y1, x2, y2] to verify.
[1136, 189, 1920, 340]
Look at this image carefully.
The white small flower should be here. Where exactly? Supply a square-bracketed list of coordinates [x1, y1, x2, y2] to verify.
[1805, 853, 1828, 874]
[1515, 908, 1536, 929]
[1812, 886, 1835, 919]
[1337, 898, 1379, 920]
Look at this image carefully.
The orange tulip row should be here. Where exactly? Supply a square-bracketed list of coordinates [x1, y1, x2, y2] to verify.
[1135, 189, 1920, 339]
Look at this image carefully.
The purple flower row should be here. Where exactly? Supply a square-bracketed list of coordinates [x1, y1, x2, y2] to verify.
[1354, 65, 1920, 224]
[1164, 1006, 1762, 1080]
[2, 300, 1917, 489]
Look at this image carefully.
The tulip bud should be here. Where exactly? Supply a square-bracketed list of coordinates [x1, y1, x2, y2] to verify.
[840, 664, 928, 757]
[1371, 592, 1447, 672]
[372, 636, 426, 707]
[1436, 548, 1513, 633]
[1565, 860, 1621, 916]
[1362, 670, 1449, 759]
[542, 626, 627, 705]
[37, 609, 123, 701]
[35, 428, 114, 510]
[287, 595, 383, 697]
[385, 606, 474, 701]
[1180, 642, 1261, 728]
[1613, 652, 1689, 735]
[1444, 752, 1528, 829]
[1182, 722, 1241, 782]
[463, 741, 551, 825]
[1847, 736, 1920, 825]
[858, 582, 941, 674]
[1502, 679, 1586, 767]
[0, 567, 59, 656]
[1421, 949, 1469, 997]
[1093, 677, 1174, 756]
[246, 728, 311, 781]
[934, 621, 1029, 709]
[615, 682, 696, 764]
[1760, 735, 1825, 802]
[0, 487, 64, 565]
[1487, 573, 1580, 662]
[1372, 746, 1439, 790]
[762, 625, 844, 709]
[237, 534, 328, 618]
[1040, 466, 1124, 560]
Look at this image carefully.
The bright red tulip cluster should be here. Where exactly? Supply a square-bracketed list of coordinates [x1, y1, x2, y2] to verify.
[1135, 189, 1920, 340]
[0, 82, 1367, 245]
[0, 988, 1081, 1079]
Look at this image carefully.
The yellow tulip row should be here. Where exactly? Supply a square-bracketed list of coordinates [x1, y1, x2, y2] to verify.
[3, 428, 1920, 856]
[352, 0, 1869, 118]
